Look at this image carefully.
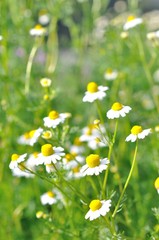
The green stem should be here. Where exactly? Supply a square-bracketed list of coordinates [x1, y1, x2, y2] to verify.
[95, 100, 104, 124]
[25, 39, 41, 95]
[102, 120, 118, 198]
[112, 141, 138, 218]
[53, 163, 88, 202]
[20, 164, 83, 210]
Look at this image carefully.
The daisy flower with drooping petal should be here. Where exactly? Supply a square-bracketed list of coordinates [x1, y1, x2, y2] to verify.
[40, 78, 52, 87]
[11, 163, 34, 178]
[35, 143, 65, 165]
[125, 125, 151, 142]
[18, 128, 43, 146]
[104, 68, 118, 81]
[154, 177, 159, 194]
[9, 153, 27, 169]
[83, 82, 109, 103]
[40, 191, 58, 205]
[123, 15, 143, 31]
[43, 110, 70, 128]
[80, 154, 109, 176]
[85, 199, 111, 221]
[29, 24, 46, 37]
[107, 102, 131, 119]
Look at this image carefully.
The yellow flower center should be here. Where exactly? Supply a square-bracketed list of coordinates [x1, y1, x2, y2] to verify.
[86, 154, 100, 168]
[36, 211, 44, 219]
[131, 125, 143, 135]
[111, 102, 123, 111]
[42, 131, 52, 139]
[87, 82, 98, 93]
[89, 199, 102, 211]
[48, 110, 59, 120]
[127, 15, 135, 22]
[33, 152, 39, 158]
[24, 132, 30, 139]
[41, 144, 54, 156]
[47, 191, 54, 198]
[106, 68, 113, 74]
[35, 24, 43, 30]
[29, 130, 36, 138]
[72, 166, 80, 173]
[65, 153, 75, 162]
[74, 137, 82, 146]
[154, 177, 159, 189]
[11, 154, 19, 161]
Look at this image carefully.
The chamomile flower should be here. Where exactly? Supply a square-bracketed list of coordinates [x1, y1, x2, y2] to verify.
[41, 130, 52, 139]
[154, 177, 159, 194]
[36, 144, 65, 165]
[40, 78, 52, 87]
[70, 137, 84, 154]
[83, 82, 108, 103]
[29, 24, 46, 37]
[80, 124, 106, 150]
[125, 125, 151, 142]
[38, 9, 50, 25]
[18, 128, 43, 146]
[11, 163, 34, 178]
[40, 191, 58, 205]
[104, 68, 118, 81]
[9, 153, 27, 169]
[85, 199, 111, 221]
[107, 102, 131, 119]
[43, 110, 70, 128]
[123, 15, 143, 31]
[63, 153, 84, 170]
[67, 166, 83, 179]
[80, 154, 109, 176]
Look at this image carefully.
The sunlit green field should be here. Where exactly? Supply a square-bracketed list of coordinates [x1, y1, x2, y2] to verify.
[1, 0, 159, 239]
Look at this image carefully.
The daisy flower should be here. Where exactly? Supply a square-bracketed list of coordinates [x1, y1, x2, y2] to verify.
[35, 143, 65, 165]
[70, 137, 84, 154]
[38, 9, 50, 25]
[107, 102, 131, 119]
[41, 130, 52, 139]
[80, 124, 106, 150]
[63, 153, 84, 170]
[125, 125, 151, 142]
[11, 163, 34, 178]
[85, 199, 111, 221]
[43, 110, 70, 128]
[123, 15, 143, 31]
[29, 24, 46, 37]
[80, 154, 109, 176]
[67, 166, 83, 179]
[154, 177, 159, 194]
[40, 191, 58, 205]
[83, 82, 108, 103]
[9, 153, 27, 169]
[18, 128, 43, 146]
[104, 68, 118, 81]
[40, 78, 52, 87]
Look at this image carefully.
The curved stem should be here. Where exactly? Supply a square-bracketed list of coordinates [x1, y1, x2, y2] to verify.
[102, 120, 118, 198]
[95, 100, 104, 124]
[112, 140, 138, 218]
[25, 39, 41, 95]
